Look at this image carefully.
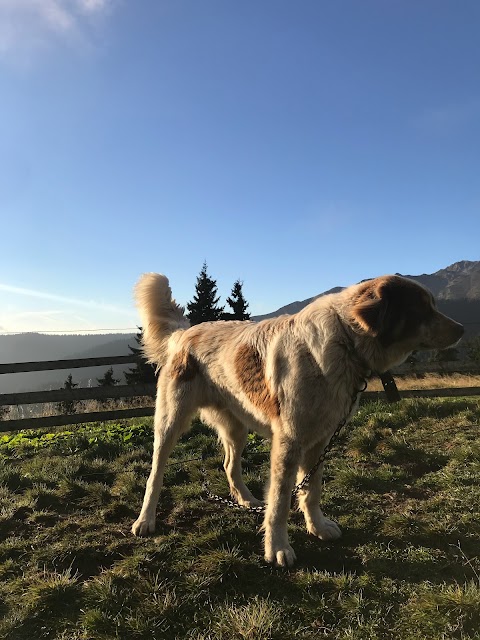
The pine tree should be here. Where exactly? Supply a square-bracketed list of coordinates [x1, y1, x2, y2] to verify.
[430, 347, 459, 363]
[96, 367, 120, 408]
[225, 279, 250, 320]
[430, 347, 459, 373]
[97, 367, 120, 387]
[57, 373, 78, 415]
[124, 327, 157, 385]
[186, 262, 224, 325]
[466, 336, 480, 364]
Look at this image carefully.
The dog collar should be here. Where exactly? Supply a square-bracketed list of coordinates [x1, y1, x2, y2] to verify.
[338, 322, 401, 403]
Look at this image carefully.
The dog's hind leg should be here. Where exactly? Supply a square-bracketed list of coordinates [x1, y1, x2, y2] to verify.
[132, 378, 196, 537]
[200, 408, 263, 508]
[295, 444, 341, 541]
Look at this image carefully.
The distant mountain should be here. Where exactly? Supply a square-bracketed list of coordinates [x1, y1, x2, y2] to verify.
[253, 287, 344, 321]
[0, 333, 136, 394]
[402, 260, 480, 300]
[253, 261, 480, 333]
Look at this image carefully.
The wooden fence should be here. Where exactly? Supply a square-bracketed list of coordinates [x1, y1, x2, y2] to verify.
[1, 356, 480, 434]
[0, 355, 156, 433]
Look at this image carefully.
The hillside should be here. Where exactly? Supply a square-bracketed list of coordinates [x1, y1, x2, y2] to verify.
[0, 333, 136, 394]
[253, 260, 480, 328]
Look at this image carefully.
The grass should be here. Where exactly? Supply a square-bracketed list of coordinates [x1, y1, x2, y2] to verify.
[0, 399, 479, 639]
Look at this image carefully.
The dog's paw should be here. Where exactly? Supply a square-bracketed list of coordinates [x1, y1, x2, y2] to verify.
[131, 516, 155, 537]
[231, 487, 264, 509]
[264, 543, 297, 568]
[307, 516, 342, 541]
[239, 496, 264, 509]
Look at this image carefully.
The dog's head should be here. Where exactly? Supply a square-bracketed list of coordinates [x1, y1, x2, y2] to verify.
[348, 275, 464, 361]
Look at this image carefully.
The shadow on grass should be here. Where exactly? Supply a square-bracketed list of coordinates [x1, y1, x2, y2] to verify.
[381, 444, 449, 476]
[291, 522, 480, 586]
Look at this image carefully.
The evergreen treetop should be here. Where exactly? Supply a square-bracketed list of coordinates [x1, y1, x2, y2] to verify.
[466, 336, 480, 364]
[56, 374, 79, 415]
[63, 374, 78, 390]
[97, 367, 120, 387]
[226, 279, 250, 320]
[186, 262, 224, 325]
[124, 327, 157, 385]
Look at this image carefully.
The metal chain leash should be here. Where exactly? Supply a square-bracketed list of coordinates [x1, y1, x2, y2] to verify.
[202, 378, 368, 514]
[201, 476, 267, 514]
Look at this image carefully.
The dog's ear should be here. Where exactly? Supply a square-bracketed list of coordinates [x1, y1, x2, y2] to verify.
[350, 278, 392, 337]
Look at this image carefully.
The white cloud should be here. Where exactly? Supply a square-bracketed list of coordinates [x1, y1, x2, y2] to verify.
[80, 0, 111, 12]
[0, 309, 95, 333]
[0, 283, 137, 333]
[0, 0, 115, 63]
[415, 99, 480, 135]
[0, 282, 133, 316]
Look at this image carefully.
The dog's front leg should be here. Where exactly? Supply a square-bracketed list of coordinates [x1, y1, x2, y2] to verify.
[296, 445, 341, 541]
[263, 435, 301, 568]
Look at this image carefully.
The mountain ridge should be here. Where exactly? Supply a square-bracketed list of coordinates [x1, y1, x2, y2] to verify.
[253, 260, 480, 321]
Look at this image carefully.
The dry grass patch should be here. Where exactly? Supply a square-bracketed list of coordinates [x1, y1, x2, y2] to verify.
[367, 372, 480, 392]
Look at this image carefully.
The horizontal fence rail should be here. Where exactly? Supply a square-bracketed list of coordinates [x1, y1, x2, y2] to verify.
[363, 388, 480, 400]
[3, 384, 480, 410]
[1, 355, 480, 433]
[0, 383, 156, 407]
[1, 408, 155, 433]
[0, 354, 140, 375]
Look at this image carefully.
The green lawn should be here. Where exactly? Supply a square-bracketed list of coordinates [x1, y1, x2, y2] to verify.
[0, 398, 479, 639]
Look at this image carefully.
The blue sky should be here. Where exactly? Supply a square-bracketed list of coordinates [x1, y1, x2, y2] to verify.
[0, 0, 479, 334]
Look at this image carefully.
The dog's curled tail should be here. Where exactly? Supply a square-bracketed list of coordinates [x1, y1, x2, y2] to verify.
[134, 273, 190, 367]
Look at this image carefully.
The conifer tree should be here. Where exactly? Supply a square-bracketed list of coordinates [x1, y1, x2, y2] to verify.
[430, 347, 459, 372]
[57, 373, 78, 415]
[225, 279, 250, 320]
[466, 336, 480, 364]
[430, 347, 459, 363]
[97, 367, 120, 387]
[124, 327, 157, 385]
[96, 367, 120, 408]
[186, 262, 224, 325]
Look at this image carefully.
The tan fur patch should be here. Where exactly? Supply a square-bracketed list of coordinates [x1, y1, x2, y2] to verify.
[184, 328, 203, 349]
[262, 316, 294, 338]
[170, 349, 198, 382]
[235, 344, 280, 420]
[349, 279, 387, 336]
[350, 276, 438, 343]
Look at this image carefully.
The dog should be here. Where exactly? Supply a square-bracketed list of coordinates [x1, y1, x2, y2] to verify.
[131, 273, 463, 567]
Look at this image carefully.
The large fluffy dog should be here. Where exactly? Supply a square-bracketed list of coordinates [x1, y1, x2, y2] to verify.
[131, 273, 463, 567]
